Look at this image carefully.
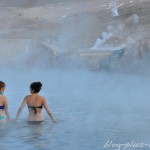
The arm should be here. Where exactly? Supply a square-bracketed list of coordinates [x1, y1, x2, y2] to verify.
[4, 96, 11, 120]
[43, 97, 57, 122]
[15, 96, 27, 121]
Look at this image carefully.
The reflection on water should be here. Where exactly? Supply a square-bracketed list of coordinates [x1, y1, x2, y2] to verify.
[0, 70, 150, 150]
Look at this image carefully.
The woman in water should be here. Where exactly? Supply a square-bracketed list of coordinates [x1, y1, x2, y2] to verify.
[16, 82, 57, 124]
[0, 81, 11, 123]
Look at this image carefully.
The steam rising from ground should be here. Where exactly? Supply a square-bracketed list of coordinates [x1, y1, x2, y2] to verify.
[0, 0, 149, 74]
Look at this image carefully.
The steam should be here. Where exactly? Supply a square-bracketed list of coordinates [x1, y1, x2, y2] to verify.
[91, 14, 140, 51]
[93, 32, 113, 46]
[0, 0, 146, 73]
[126, 14, 139, 24]
[90, 24, 125, 51]
[111, 0, 119, 17]
[0, 39, 55, 70]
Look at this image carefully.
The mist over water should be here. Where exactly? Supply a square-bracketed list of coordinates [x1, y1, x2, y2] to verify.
[1, 67, 150, 150]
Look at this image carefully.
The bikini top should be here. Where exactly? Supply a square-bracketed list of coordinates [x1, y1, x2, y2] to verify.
[0, 105, 4, 110]
[27, 95, 43, 114]
[0, 92, 4, 110]
[28, 105, 43, 114]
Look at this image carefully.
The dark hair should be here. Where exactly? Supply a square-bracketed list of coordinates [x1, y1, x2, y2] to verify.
[30, 82, 42, 93]
[0, 81, 5, 89]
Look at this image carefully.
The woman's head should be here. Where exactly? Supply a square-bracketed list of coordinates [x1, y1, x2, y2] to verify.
[30, 82, 42, 93]
[0, 81, 6, 91]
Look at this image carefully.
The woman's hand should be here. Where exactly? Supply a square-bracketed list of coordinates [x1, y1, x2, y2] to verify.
[7, 118, 17, 124]
[53, 118, 58, 123]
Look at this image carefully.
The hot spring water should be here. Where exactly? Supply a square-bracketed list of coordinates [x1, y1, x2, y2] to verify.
[0, 69, 150, 150]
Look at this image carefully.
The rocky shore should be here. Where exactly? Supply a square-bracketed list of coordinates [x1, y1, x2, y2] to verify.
[0, 0, 150, 71]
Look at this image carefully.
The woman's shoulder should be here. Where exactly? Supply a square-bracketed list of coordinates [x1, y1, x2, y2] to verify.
[1, 95, 8, 103]
[1, 95, 7, 101]
[24, 95, 32, 100]
[25, 95, 31, 98]
[38, 95, 45, 100]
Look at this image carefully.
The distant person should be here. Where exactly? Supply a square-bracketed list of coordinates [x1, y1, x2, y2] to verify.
[0, 81, 11, 123]
[16, 82, 57, 124]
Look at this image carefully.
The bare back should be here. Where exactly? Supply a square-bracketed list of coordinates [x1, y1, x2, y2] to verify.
[0, 95, 5, 115]
[0, 95, 10, 120]
[16, 93, 57, 122]
[0, 95, 4, 105]
[26, 94, 44, 121]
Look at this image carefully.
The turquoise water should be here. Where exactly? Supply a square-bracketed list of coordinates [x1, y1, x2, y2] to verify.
[1, 70, 150, 150]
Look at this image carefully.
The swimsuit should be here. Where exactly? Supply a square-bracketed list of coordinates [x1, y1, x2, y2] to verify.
[27, 120, 44, 125]
[28, 94, 43, 114]
[28, 105, 44, 124]
[0, 116, 7, 121]
[27, 95, 43, 123]
[0, 105, 4, 109]
[0, 92, 4, 110]
[0, 92, 7, 121]
[28, 105, 43, 114]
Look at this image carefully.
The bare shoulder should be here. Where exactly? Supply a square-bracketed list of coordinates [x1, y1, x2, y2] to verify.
[3, 95, 8, 101]
[25, 95, 30, 98]
[2, 96, 8, 105]
[24, 95, 30, 101]
[40, 95, 45, 99]
[40, 96, 46, 102]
